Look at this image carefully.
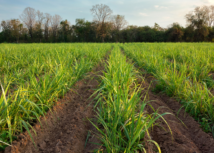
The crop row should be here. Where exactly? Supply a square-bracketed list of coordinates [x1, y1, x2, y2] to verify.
[122, 43, 214, 134]
[93, 45, 166, 152]
[0, 43, 111, 150]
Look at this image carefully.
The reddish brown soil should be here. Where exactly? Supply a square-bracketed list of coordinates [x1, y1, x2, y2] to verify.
[2, 64, 103, 153]
[141, 72, 214, 153]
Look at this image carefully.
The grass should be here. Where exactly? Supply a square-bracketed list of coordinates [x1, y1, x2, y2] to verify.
[3, 42, 210, 152]
[92, 45, 168, 152]
[0, 43, 111, 150]
[122, 43, 214, 135]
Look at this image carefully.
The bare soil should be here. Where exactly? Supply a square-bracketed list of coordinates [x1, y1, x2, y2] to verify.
[2, 64, 104, 153]
[141, 72, 214, 153]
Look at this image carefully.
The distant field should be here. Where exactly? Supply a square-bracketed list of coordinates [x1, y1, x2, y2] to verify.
[1, 43, 214, 152]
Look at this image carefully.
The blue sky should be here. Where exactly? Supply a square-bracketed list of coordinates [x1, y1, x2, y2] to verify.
[0, 0, 214, 27]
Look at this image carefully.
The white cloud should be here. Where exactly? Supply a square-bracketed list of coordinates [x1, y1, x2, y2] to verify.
[202, 0, 214, 4]
[139, 12, 148, 16]
[161, 6, 168, 9]
[154, 5, 168, 9]
[117, 1, 124, 4]
[163, 16, 170, 20]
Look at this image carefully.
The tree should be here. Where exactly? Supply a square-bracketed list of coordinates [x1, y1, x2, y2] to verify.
[201, 5, 214, 27]
[60, 20, 70, 42]
[209, 5, 214, 27]
[20, 7, 36, 39]
[183, 26, 194, 42]
[51, 14, 62, 42]
[72, 19, 96, 42]
[166, 23, 184, 42]
[138, 26, 156, 42]
[1, 20, 12, 42]
[44, 13, 51, 41]
[0, 22, 2, 32]
[111, 15, 128, 42]
[125, 25, 138, 42]
[91, 4, 113, 42]
[153, 23, 163, 31]
[72, 19, 85, 41]
[35, 10, 44, 42]
[10, 19, 22, 43]
[185, 6, 209, 41]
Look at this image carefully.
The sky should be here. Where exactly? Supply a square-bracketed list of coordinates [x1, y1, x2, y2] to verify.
[0, 0, 214, 28]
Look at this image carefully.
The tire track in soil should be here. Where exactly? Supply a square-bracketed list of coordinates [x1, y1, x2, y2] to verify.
[140, 72, 214, 153]
[2, 63, 104, 153]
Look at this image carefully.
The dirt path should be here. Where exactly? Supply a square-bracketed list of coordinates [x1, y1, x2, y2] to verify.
[140, 72, 214, 153]
[2, 64, 104, 153]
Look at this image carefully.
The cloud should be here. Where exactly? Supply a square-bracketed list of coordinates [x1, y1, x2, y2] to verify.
[2, 0, 214, 28]
[139, 12, 148, 16]
[202, 0, 214, 4]
[117, 1, 124, 4]
[163, 16, 170, 20]
[154, 5, 168, 9]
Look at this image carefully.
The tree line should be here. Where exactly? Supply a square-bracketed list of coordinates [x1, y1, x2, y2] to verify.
[1, 4, 214, 43]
